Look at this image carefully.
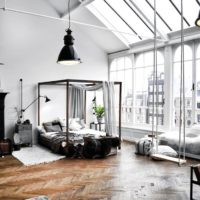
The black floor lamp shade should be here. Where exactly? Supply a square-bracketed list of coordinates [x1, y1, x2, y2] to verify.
[57, 29, 81, 65]
[44, 96, 50, 103]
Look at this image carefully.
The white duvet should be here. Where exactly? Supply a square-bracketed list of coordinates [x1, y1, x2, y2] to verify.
[69, 128, 106, 137]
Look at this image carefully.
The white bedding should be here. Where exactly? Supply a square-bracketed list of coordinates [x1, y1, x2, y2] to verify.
[158, 130, 200, 155]
[41, 128, 106, 139]
[69, 128, 106, 137]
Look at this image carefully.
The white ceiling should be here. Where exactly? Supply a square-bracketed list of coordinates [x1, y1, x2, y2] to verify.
[71, 6, 128, 53]
[0, 0, 127, 53]
[3, 0, 197, 54]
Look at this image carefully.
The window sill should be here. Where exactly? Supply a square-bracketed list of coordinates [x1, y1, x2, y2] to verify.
[121, 124, 164, 133]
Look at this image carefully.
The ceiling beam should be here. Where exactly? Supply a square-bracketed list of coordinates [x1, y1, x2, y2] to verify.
[61, 0, 95, 18]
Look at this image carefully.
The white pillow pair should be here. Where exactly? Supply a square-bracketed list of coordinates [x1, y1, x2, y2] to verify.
[69, 118, 85, 131]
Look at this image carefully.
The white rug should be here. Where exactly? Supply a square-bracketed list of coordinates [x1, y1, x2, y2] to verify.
[12, 145, 65, 166]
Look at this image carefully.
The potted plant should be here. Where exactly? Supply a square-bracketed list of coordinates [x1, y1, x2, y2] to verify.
[94, 105, 105, 123]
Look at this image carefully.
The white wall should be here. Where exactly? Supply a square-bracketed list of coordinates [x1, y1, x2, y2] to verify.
[0, 2, 108, 142]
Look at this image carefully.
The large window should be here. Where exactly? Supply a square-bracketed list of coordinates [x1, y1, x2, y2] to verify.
[110, 50, 164, 127]
[173, 45, 193, 128]
[110, 41, 200, 130]
[134, 51, 164, 126]
[172, 42, 200, 128]
[195, 44, 200, 124]
[110, 56, 133, 125]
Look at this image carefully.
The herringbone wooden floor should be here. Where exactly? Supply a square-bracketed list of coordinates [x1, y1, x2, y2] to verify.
[0, 142, 200, 200]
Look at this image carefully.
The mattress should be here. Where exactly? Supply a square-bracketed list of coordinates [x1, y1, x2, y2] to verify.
[158, 131, 200, 156]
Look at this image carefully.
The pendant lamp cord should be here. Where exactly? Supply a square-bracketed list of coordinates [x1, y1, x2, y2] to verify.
[154, 0, 158, 153]
[152, 0, 157, 150]
[181, 0, 186, 162]
[68, 0, 71, 29]
[178, 0, 186, 165]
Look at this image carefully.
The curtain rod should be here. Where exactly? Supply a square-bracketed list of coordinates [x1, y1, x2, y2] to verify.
[0, 6, 166, 42]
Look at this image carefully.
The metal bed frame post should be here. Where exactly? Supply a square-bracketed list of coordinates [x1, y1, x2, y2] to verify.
[66, 81, 69, 145]
[84, 90, 87, 123]
[38, 83, 40, 125]
[119, 82, 122, 149]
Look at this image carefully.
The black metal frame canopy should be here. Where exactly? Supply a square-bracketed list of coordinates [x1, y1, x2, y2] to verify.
[38, 79, 122, 148]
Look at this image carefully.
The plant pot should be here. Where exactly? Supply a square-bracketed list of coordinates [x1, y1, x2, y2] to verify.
[97, 117, 103, 123]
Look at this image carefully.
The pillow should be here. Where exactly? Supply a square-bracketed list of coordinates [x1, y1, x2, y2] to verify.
[150, 145, 178, 158]
[55, 117, 66, 127]
[43, 122, 52, 127]
[69, 119, 82, 131]
[43, 122, 52, 132]
[52, 121, 63, 131]
[43, 122, 62, 132]
[80, 119, 86, 129]
[186, 133, 199, 138]
[190, 125, 200, 135]
[36, 126, 46, 134]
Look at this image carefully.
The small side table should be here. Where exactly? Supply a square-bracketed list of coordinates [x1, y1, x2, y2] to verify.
[90, 122, 105, 131]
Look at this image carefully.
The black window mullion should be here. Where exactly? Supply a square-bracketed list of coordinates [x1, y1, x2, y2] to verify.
[145, 0, 172, 31]
[124, 0, 154, 35]
[196, 0, 200, 7]
[169, 0, 190, 27]
[103, 0, 142, 40]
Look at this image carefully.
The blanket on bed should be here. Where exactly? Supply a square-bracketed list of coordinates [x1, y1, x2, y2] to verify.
[43, 132, 84, 153]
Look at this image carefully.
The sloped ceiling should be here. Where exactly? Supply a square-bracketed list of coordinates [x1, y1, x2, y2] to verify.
[48, 0, 128, 53]
[0, 0, 127, 53]
[71, 6, 128, 53]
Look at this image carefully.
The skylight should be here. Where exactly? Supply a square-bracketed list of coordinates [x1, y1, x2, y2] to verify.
[87, 0, 200, 46]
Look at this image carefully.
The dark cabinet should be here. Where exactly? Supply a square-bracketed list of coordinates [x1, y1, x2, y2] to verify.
[0, 93, 8, 139]
[15, 124, 32, 146]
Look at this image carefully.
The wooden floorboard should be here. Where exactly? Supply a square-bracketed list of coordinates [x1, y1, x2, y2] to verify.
[0, 142, 200, 200]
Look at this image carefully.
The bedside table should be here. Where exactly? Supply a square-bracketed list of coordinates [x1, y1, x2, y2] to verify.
[90, 122, 105, 131]
[15, 124, 32, 146]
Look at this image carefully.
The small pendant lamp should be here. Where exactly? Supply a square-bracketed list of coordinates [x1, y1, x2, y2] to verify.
[57, 0, 81, 65]
[195, 0, 200, 27]
[195, 11, 200, 27]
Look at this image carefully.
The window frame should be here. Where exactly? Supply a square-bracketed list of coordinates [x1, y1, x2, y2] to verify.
[109, 49, 165, 128]
[109, 39, 200, 131]
[133, 49, 165, 127]
[171, 41, 200, 129]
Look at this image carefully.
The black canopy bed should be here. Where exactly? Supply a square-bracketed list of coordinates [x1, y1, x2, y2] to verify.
[37, 79, 122, 158]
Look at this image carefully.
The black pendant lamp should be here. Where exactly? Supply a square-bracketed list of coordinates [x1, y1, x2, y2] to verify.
[57, 0, 81, 65]
[196, 0, 200, 27]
